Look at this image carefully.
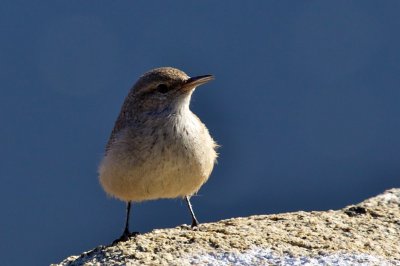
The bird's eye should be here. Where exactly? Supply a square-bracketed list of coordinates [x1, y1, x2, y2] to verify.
[156, 84, 169, 94]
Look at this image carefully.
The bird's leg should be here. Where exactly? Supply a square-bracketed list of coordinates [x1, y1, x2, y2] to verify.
[122, 201, 131, 237]
[113, 201, 138, 244]
[185, 196, 199, 228]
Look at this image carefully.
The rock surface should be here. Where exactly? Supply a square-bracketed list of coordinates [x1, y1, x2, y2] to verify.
[53, 189, 400, 266]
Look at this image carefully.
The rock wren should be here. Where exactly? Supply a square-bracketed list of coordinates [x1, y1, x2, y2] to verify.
[98, 67, 218, 241]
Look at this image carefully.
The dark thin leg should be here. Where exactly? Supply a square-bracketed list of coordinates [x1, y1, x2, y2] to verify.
[185, 196, 199, 227]
[113, 201, 137, 244]
[122, 201, 131, 237]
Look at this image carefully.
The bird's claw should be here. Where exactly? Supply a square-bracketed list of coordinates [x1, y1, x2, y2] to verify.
[112, 231, 139, 245]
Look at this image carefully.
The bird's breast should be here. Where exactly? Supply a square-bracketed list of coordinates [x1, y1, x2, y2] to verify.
[156, 113, 216, 172]
[99, 112, 217, 201]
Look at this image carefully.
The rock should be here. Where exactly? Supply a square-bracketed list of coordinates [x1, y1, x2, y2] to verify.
[53, 189, 400, 266]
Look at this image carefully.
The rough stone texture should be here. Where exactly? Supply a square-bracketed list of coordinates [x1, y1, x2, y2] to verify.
[53, 189, 400, 265]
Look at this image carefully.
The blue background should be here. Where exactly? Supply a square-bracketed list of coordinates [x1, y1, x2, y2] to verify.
[1, 1, 399, 265]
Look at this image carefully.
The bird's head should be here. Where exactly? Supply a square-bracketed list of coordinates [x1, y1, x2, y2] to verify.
[129, 67, 214, 115]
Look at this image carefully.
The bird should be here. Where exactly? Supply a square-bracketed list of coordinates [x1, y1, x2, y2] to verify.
[98, 67, 218, 242]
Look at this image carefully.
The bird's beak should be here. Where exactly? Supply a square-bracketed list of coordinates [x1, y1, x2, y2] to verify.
[182, 75, 214, 91]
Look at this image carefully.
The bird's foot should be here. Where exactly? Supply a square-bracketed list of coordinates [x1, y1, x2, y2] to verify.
[191, 218, 199, 228]
[112, 231, 139, 245]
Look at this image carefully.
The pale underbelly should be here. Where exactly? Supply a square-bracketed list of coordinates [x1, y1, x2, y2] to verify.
[99, 151, 212, 202]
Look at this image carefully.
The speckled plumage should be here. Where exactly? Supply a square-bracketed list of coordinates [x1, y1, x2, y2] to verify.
[99, 67, 218, 202]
